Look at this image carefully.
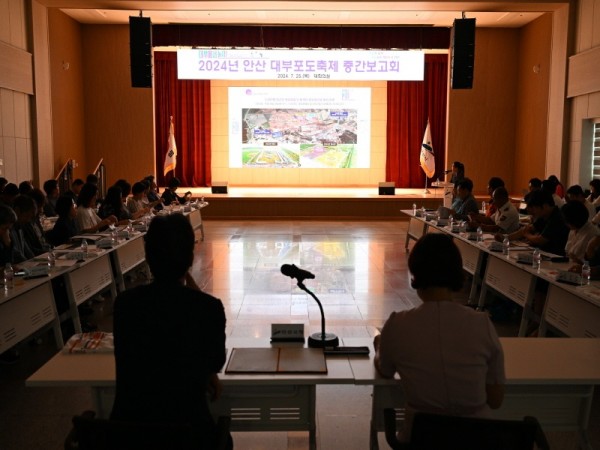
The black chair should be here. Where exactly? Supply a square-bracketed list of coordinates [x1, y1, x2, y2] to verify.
[64, 410, 232, 450]
[383, 408, 550, 450]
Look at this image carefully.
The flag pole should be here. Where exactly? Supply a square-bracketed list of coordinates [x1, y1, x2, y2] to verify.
[423, 175, 430, 194]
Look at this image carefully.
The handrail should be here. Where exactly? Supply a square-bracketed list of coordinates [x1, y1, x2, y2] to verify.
[56, 159, 75, 196]
[92, 159, 107, 199]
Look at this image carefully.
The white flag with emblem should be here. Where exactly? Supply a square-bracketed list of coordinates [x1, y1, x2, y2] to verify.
[419, 120, 435, 179]
[163, 116, 177, 176]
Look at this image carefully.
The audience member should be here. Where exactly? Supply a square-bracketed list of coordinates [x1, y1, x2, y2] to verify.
[373, 233, 505, 442]
[42, 179, 60, 217]
[542, 178, 565, 207]
[110, 213, 230, 449]
[86, 173, 99, 185]
[502, 190, 569, 255]
[18, 180, 33, 196]
[588, 179, 600, 211]
[64, 178, 84, 203]
[469, 187, 519, 234]
[484, 177, 505, 217]
[0, 183, 19, 206]
[76, 183, 116, 233]
[46, 196, 78, 247]
[0, 205, 16, 266]
[126, 182, 152, 217]
[10, 195, 37, 263]
[99, 186, 132, 224]
[569, 235, 600, 279]
[449, 178, 479, 221]
[566, 184, 597, 222]
[23, 188, 49, 255]
[548, 174, 565, 198]
[562, 201, 600, 263]
[0, 177, 8, 193]
[161, 176, 191, 206]
[143, 176, 163, 210]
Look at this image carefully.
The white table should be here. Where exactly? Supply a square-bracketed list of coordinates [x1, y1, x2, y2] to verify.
[345, 337, 600, 450]
[26, 339, 355, 450]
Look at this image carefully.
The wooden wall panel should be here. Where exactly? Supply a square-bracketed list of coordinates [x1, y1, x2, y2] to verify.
[0, 42, 33, 94]
[567, 47, 600, 98]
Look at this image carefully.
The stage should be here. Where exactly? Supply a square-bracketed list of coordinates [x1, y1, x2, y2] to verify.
[180, 186, 452, 220]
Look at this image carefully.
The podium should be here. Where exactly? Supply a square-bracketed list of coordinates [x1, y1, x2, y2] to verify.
[431, 181, 454, 208]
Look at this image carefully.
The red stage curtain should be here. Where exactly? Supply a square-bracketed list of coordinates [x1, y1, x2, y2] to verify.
[154, 52, 211, 187]
[386, 54, 448, 188]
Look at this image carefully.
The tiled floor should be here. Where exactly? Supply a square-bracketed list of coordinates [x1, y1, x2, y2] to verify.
[0, 220, 597, 449]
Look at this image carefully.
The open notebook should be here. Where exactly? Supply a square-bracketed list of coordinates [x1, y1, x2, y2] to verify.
[225, 347, 327, 374]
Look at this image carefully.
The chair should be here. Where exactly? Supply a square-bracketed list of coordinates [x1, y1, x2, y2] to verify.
[383, 408, 550, 450]
[64, 410, 232, 450]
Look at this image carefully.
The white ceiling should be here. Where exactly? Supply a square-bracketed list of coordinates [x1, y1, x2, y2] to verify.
[56, 2, 547, 27]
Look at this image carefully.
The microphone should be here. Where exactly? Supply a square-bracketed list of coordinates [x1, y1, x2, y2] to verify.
[280, 264, 339, 348]
[444, 169, 453, 174]
[281, 264, 315, 281]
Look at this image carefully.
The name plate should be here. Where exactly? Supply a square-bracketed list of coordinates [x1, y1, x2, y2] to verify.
[271, 323, 305, 342]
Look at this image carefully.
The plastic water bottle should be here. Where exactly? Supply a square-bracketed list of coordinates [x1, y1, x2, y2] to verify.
[421, 206, 426, 217]
[459, 220, 467, 234]
[477, 226, 483, 243]
[481, 201, 487, 214]
[412, 203, 417, 215]
[47, 246, 56, 270]
[582, 261, 591, 285]
[449, 214, 454, 229]
[533, 248, 541, 270]
[80, 239, 88, 258]
[4, 263, 14, 289]
[111, 228, 118, 245]
[502, 235, 510, 256]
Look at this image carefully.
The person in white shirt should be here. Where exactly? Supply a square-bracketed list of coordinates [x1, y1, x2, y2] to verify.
[75, 183, 117, 233]
[562, 200, 600, 263]
[566, 184, 597, 223]
[468, 187, 519, 234]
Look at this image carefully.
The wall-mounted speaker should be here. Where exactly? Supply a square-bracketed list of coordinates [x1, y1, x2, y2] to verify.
[450, 18, 476, 89]
[129, 16, 152, 88]
[378, 182, 395, 195]
[211, 181, 228, 194]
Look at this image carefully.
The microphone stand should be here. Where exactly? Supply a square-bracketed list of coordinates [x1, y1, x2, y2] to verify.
[296, 279, 339, 348]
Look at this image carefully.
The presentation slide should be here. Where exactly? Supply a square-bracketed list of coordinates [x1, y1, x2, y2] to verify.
[229, 87, 371, 168]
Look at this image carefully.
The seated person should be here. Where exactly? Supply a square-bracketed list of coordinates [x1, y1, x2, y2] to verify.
[110, 213, 230, 449]
[11, 195, 37, 263]
[566, 184, 597, 222]
[126, 182, 153, 217]
[99, 186, 133, 224]
[562, 200, 599, 263]
[587, 179, 600, 212]
[542, 178, 565, 207]
[0, 205, 17, 266]
[46, 195, 78, 247]
[569, 235, 600, 278]
[448, 178, 479, 221]
[42, 179, 60, 217]
[498, 190, 569, 255]
[469, 187, 519, 234]
[23, 188, 50, 255]
[449, 161, 465, 186]
[374, 233, 505, 441]
[63, 178, 84, 203]
[76, 183, 117, 233]
[144, 175, 163, 210]
[483, 177, 505, 217]
[161, 176, 191, 206]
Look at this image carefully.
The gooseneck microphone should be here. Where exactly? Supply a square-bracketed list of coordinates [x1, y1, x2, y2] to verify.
[280, 264, 339, 348]
[444, 169, 453, 174]
[281, 264, 315, 281]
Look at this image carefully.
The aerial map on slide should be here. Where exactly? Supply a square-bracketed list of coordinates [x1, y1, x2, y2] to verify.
[241, 108, 358, 168]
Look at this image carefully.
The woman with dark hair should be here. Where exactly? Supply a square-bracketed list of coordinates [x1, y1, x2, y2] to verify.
[450, 161, 465, 186]
[46, 195, 78, 246]
[76, 183, 117, 233]
[374, 233, 505, 441]
[161, 177, 192, 206]
[111, 213, 230, 449]
[588, 179, 600, 211]
[99, 186, 133, 224]
[548, 174, 564, 199]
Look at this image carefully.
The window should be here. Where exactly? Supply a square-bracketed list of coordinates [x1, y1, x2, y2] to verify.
[593, 122, 600, 179]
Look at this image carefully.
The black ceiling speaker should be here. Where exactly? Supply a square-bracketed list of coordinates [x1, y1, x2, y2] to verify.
[450, 18, 476, 89]
[129, 16, 152, 88]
